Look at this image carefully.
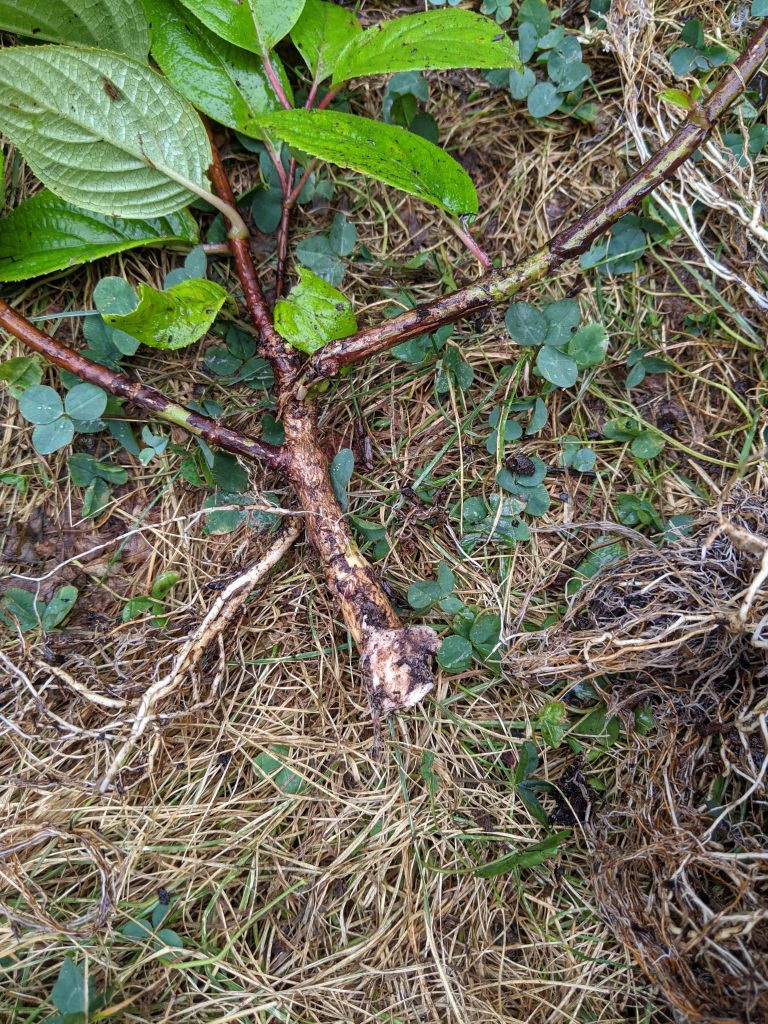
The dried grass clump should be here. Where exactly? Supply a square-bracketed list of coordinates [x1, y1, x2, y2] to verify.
[516, 487, 768, 1022]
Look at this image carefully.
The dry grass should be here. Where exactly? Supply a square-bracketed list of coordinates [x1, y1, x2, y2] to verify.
[1, 1, 767, 1021]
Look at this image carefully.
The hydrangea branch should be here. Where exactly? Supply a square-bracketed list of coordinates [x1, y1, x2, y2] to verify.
[301, 19, 768, 386]
[0, 300, 286, 468]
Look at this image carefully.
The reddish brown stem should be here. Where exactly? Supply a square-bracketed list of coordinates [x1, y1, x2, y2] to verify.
[275, 161, 316, 300]
[303, 20, 768, 385]
[453, 219, 493, 269]
[206, 135, 300, 390]
[0, 300, 286, 468]
[305, 78, 321, 110]
[275, 156, 297, 301]
[317, 86, 343, 110]
[261, 51, 292, 111]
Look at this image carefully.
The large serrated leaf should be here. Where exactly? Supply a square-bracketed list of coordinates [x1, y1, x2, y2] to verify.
[0, 190, 198, 282]
[0, 46, 212, 219]
[332, 10, 520, 86]
[0, 0, 149, 59]
[144, 0, 288, 135]
[102, 278, 233, 350]
[274, 267, 357, 354]
[291, 0, 362, 83]
[177, 0, 306, 54]
[257, 110, 477, 216]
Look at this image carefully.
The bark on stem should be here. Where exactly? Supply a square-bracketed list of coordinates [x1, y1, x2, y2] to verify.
[0, 300, 286, 468]
[282, 400, 439, 714]
[303, 20, 768, 384]
[208, 135, 436, 712]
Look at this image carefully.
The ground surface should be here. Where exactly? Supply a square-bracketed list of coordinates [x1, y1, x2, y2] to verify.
[1, 2, 767, 1022]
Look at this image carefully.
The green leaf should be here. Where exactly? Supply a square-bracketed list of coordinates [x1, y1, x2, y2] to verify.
[151, 901, 172, 929]
[330, 448, 355, 511]
[0, 472, 27, 493]
[0, 0, 149, 59]
[509, 66, 536, 100]
[151, 571, 180, 601]
[514, 740, 539, 783]
[437, 634, 473, 673]
[41, 585, 78, 631]
[0, 46, 212, 219]
[753, 1, 768, 15]
[51, 958, 86, 1016]
[527, 81, 561, 118]
[257, 109, 477, 216]
[69, 454, 129, 488]
[660, 87, 691, 110]
[543, 299, 580, 347]
[156, 928, 183, 949]
[254, 744, 306, 794]
[567, 539, 626, 595]
[0, 190, 198, 282]
[274, 267, 356, 354]
[328, 214, 356, 257]
[18, 385, 64, 425]
[291, 0, 362, 82]
[630, 431, 665, 460]
[517, 22, 539, 63]
[476, 831, 570, 877]
[202, 493, 243, 534]
[251, 187, 283, 233]
[332, 10, 521, 85]
[296, 234, 345, 286]
[177, 0, 306, 54]
[103, 279, 232, 349]
[408, 562, 455, 610]
[469, 612, 501, 660]
[568, 323, 608, 368]
[505, 302, 547, 346]
[0, 355, 42, 397]
[144, 0, 286, 136]
[536, 701, 568, 747]
[81, 478, 110, 518]
[547, 37, 591, 92]
[211, 451, 249, 493]
[121, 919, 154, 940]
[518, 0, 551, 34]
[122, 596, 164, 622]
[0, 587, 41, 632]
[536, 345, 578, 388]
[94, 277, 138, 319]
[33, 417, 75, 455]
[65, 384, 108, 422]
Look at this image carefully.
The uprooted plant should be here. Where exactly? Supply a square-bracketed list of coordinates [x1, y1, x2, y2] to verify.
[0, 1, 766, 785]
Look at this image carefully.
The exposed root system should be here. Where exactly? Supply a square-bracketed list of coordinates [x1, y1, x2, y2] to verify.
[515, 487, 768, 1022]
[517, 487, 768, 688]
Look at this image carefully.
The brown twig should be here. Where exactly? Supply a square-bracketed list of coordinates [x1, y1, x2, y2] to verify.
[0, 299, 286, 468]
[206, 133, 300, 390]
[275, 156, 297, 300]
[275, 161, 316, 300]
[302, 19, 768, 385]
